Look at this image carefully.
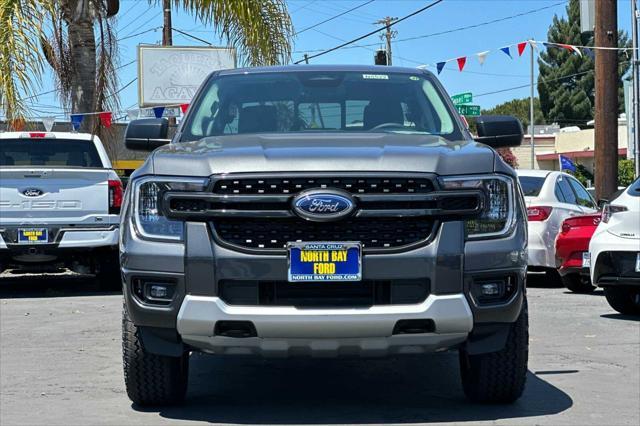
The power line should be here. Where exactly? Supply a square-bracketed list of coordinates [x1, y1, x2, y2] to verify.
[117, 26, 161, 42]
[118, 5, 154, 33]
[172, 27, 213, 46]
[294, 0, 444, 64]
[293, 1, 566, 54]
[360, 1, 567, 48]
[294, 0, 375, 36]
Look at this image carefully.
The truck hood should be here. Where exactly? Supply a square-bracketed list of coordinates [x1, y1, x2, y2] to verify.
[149, 133, 497, 177]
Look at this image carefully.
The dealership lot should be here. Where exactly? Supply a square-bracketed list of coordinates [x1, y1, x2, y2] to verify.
[0, 276, 638, 426]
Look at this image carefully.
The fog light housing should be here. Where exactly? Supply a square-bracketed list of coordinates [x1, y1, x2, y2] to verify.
[132, 278, 176, 305]
[481, 282, 500, 296]
[471, 276, 516, 304]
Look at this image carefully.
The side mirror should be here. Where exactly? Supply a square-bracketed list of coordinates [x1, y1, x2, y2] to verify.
[474, 115, 523, 148]
[597, 199, 609, 209]
[124, 118, 170, 151]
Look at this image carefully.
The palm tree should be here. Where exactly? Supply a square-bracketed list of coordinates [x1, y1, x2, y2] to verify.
[0, 0, 293, 130]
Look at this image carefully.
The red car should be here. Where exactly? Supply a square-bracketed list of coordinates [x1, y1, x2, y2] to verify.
[555, 213, 601, 293]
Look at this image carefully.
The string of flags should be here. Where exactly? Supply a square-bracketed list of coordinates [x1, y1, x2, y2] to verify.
[37, 103, 190, 132]
[425, 39, 624, 75]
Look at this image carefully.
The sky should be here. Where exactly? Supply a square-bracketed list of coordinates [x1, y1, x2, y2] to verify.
[26, 0, 637, 122]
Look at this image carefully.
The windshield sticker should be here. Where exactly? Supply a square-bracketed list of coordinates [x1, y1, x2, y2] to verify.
[362, 74, 389, 80]
[409, 76, 419, 81]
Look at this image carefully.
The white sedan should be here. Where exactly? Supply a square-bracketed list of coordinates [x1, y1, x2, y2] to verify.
[589, 179, 640, 315]
[517, 170, 598, 278]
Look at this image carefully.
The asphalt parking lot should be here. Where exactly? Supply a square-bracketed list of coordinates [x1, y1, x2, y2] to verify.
[0, 275, 638, 426]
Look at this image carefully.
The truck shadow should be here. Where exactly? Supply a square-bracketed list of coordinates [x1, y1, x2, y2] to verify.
[0, 276, 119, 299]
[144, 352, 573, 424]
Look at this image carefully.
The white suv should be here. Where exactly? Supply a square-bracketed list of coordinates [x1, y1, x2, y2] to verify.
[589, 179, 640, 315]
[0, 131, 122, 288]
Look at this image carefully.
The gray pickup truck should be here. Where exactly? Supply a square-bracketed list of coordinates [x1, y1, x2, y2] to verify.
[119, 65, 528, 406]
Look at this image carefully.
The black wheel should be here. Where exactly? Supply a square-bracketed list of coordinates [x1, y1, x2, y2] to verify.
[122, 304, 189, 406]
[562, 273, 595, 293]
[604, 287, 640, 315]
[459, 299, 529, 403]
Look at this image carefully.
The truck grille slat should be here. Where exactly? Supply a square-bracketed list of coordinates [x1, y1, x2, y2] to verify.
[214, 217, 434, 250]
[213, 176, 435, 195]
[199, 174, 474, 253]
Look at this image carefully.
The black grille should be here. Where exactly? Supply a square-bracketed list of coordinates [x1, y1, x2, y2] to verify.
[213, 217, 434, 250]
[213, 176, 434, 195]
[218, 279, 430, 307]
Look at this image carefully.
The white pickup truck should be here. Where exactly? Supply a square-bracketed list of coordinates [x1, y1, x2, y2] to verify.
[0, 131, 122, 288]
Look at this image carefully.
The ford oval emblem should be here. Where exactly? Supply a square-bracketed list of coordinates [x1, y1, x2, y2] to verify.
[293, 190, 355, 222]
[22, 188, 44, 197]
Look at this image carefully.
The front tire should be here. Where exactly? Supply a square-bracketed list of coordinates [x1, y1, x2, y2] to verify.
[459, 300, 529, 403]
[122, 304, 189, 406]
[604, 287, 640, 315]
[562, 273, 595, 294]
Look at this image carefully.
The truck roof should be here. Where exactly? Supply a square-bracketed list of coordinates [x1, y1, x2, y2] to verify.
[0, 131, 98, 141]
[217, 64, 433, 77]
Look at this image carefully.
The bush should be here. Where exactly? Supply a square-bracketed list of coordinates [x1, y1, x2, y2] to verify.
[618, 159, 635, 187]
[497, 148, 519, 168]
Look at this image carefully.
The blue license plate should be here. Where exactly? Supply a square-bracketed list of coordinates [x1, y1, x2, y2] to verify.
[18, 228, 48, 244]
[288, 242, 362, 282]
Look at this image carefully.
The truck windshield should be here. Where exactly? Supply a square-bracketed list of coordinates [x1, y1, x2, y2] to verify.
[0, 139, 103, 167]
[180, 71, 464, 142]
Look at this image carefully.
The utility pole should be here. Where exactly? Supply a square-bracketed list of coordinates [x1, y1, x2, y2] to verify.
[375, 17, 397, 65]
[162, 0, 175, 126]
[162, 0, 172, 46]
[632, 0, 640, 177]
[594, 0, 619, 200]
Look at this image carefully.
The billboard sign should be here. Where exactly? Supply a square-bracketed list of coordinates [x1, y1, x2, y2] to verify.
[138, 45, 236, 107]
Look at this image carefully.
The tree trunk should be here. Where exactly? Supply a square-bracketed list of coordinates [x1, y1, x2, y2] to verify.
[67, 0, 96, 133]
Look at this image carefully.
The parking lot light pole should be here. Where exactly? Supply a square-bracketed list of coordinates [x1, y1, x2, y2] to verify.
[530, 38, 535, 170]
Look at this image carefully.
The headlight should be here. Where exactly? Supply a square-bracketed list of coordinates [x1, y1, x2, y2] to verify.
[440, 175, 515, 238]
[132, 177, 207, 241]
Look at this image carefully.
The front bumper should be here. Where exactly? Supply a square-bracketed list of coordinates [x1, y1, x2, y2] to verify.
[177, 293, 472, 357]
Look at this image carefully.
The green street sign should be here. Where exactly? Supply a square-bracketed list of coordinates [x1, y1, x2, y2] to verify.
[451, 92, 473, 105]
[455, 104, 481, 116]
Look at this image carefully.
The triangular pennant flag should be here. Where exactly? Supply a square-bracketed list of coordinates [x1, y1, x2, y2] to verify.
[436, 61, 446, 74]
[153, 106, 165, 118]
[557, 43, 583, 56]
[70, 114, 84, 131]
[583, 47, 595, 59]
[517, 42, 527, 56]
[477, 51, 489, 66]
[180, 103, 189, 114]
[42, 116, 55, 132]
[530, 40, 539, 51]
[456, 57, 467, 71]
[127, 110, 139, 120]
[500, 46, 512, 59]
[99, 112, 112, 128]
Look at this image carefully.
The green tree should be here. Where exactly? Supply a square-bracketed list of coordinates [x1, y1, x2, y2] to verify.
[537, 0, 630, 127]
[0, 0, 293, 131]
[618, 159, 635, 187]
[481, 97, 544, 131]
